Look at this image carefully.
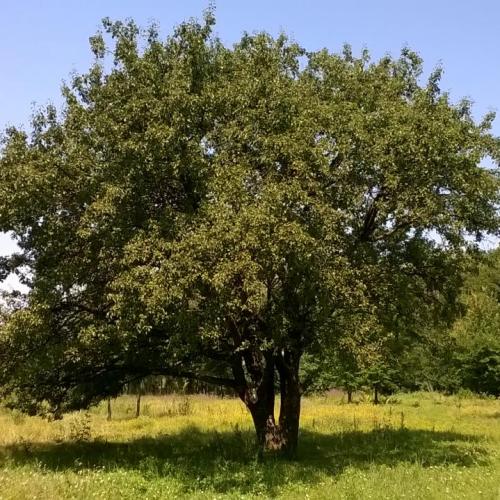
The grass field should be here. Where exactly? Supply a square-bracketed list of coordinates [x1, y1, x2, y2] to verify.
[0, 392, 499, 499]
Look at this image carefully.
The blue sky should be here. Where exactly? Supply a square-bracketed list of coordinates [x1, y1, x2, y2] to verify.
[1, 0, 499, 285]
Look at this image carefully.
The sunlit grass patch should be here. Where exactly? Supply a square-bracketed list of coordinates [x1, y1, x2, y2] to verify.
[0, 392, 499, 499]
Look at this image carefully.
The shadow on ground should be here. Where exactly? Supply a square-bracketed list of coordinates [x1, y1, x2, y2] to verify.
[0, 427, 491, 496]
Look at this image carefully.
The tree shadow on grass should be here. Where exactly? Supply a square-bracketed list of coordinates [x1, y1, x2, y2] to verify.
[0, 427, 491, 497]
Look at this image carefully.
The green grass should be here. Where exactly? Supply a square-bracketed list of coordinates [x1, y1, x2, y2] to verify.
[0, 392, 499, 499]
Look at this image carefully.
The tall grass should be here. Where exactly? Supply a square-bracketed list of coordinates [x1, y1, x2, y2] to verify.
[0, 392, 498, 499]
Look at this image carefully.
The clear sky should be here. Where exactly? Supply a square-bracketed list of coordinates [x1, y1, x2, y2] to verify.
[1, 0, 499, 287]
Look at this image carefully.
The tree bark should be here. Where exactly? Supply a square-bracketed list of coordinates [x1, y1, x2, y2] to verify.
[233, 348, 302, 458]
[243, 350, 281, 458]
[248, 393, 281, 459]
[276, 350, 301, 458]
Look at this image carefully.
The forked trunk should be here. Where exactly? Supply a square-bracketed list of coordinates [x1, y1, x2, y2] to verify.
[243, 350, 281, 457]
[248, 391, 281, 456]
[239, 349, 302, 458]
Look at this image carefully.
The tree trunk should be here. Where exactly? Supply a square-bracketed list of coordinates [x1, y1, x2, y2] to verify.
[373, 385, 379, 405]
[244, 351, 281, 458]
[277, 350, 301, 458]
[136, 391, 142, 417]
[107, 397, 112, 421]
[248, 394, 281, 459]
[234, 348, 302, 458]
[347, 389, 353, 404]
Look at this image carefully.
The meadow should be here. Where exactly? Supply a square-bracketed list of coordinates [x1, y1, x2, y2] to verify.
[0, 392, 498, 499]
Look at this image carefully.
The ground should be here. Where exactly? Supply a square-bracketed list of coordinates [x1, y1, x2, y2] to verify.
[0, 392, 498, 499]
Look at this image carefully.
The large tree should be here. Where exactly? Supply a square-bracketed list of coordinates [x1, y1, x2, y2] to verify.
[0, 11, 498, 456]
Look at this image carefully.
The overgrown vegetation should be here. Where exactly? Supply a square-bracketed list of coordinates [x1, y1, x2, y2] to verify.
[0, 393, 499, 499]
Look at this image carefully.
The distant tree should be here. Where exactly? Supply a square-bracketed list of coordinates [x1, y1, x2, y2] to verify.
[362, 361, 398, 404]
[299, 353, 336, 395]
[335, 369, 363, 404]
[0, 10, 498, 456]
[452, 249, 500, 395]
[391, 328, 462, 393]
[106, 397, 112, 421]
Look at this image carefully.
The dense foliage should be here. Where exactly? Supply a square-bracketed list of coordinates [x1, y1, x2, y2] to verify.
[452, 249, 500, 395]
[0, 10, 498, 454]
[300, 249, 500, 399]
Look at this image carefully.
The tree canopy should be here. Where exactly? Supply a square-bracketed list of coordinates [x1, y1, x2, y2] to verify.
[0, 10, 499, 455]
